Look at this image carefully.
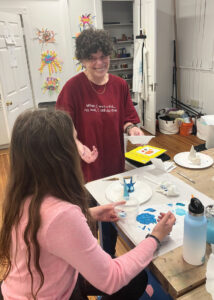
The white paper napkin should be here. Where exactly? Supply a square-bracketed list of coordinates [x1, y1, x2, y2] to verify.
[151, 158, 176, 173]
[126, 135, 154, 145]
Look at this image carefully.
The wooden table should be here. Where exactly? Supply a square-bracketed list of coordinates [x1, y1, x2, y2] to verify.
[150, 148, 214, 299]
[86, 149, 214, 300]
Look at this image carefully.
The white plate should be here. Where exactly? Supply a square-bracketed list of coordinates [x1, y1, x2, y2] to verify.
[105, 181, 152, 205]
[174, 152, 213, 169]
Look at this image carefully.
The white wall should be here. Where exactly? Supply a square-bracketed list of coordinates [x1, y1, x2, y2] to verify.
[156, 0, 174, 112]
[0, 0, 102, 107]
[176, 0, 214, 114]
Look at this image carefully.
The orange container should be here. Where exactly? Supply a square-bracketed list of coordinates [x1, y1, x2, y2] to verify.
[179, 121, 193, 136]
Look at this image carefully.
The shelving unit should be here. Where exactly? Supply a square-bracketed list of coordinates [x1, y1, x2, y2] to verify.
[102, 1, 134, 92]
[109, 68, 132, 72]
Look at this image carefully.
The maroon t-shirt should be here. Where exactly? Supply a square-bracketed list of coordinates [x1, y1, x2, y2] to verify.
[56, 72, 140, 182]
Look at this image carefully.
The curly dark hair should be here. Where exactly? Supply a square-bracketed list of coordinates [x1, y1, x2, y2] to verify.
[75, 28, 113, 60]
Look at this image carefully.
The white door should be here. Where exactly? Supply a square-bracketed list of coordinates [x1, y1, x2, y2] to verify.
[0, 11, 34, 136]
[133, 0, 157, 135]
[0, 86, 10, 145]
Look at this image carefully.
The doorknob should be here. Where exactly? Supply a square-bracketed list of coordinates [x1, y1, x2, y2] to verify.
[5, 101, 13, 106]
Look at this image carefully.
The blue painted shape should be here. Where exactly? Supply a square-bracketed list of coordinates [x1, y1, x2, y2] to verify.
[137, 213, 157, 225]
[176, 202, 185, 206]
[144, 208, 156, 212]
[175, 208, 186, 216]
[143, 225, 146, 230]
[160, 184, 168, 192]
[167, 203, 173, 207]
[118, 211, 126, 218]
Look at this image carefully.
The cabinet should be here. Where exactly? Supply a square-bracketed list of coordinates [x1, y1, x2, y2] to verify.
[102, 1, 134, 92]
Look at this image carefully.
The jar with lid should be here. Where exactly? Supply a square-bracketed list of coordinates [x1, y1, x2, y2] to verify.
[205, 205, 214, 244]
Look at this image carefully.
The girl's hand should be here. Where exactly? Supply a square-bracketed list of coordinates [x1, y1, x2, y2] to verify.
[151, 211, 176, 242]
[89, 201, 126, 222]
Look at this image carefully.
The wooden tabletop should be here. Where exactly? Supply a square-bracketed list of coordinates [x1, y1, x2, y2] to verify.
[150, 148, 214, 299]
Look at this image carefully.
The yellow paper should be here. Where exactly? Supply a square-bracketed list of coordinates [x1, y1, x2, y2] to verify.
[125, 145, 167, 164]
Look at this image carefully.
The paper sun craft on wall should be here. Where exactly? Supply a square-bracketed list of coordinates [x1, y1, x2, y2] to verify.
[71, 14, 96, 72]
[79, 14, 95, 31]
[35, 28, 56, 44]
[42, 77, 60, 95]
[39, 50, 62, 76]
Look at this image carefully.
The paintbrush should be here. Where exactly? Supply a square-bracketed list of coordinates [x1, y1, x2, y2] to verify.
[103, 176, 132, 181]
[176, 171, 195, 184]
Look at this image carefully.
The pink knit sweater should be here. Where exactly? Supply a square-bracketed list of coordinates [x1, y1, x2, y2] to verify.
[2, 196, 157, 299]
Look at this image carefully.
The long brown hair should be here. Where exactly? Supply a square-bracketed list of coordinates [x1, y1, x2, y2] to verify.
[0, 110, 92, 298]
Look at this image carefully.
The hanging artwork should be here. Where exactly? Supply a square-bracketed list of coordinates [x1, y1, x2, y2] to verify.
[35, 28, 56, 44]
[71, 13, 96, 72]
[73, 57, 84, 72]
[39, 50, 62, 76]
[42, 77, 60, 94]
[79, 14, 95, 31]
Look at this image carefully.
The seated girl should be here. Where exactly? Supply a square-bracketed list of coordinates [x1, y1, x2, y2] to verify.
[0, 110, 175, 300]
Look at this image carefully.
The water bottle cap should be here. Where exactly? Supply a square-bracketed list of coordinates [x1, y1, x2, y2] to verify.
[189, 197, 204, 215]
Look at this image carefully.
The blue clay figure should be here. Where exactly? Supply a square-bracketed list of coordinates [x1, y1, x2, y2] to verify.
[123, 179, 129, 200]
[126, 177, 136, 193]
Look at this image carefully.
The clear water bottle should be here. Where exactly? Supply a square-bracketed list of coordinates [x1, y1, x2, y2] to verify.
[183, 197, 207, 265]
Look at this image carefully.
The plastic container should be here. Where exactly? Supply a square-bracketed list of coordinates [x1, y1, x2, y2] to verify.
[205, 205, 214, 244]
[179, 121, 193, 136]
[183, 197, 207, 265]
[197, 116, 214, 149]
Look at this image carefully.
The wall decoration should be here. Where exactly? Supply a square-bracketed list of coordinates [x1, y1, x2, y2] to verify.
[39, 50, 62, 76]
[79, 14, 95, 31]
[73, 57, 84, 72]
[35, 28, 56, 44]
[42, 77, 60, 94]
[71, 13, 96, 72]
[72, 32, 80, 40]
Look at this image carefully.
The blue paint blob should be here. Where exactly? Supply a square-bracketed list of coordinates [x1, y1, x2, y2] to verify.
[175, 208, 186, 216]
[143, 225, 146, 230]
[176, 202, 185, 207]
[167, 203, 173, 207]
[136, 213, 157, 225]
[144, 208, 156, 212]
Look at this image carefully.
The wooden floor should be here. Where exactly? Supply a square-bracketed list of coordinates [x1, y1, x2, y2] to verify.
[0, 132, 205, 299]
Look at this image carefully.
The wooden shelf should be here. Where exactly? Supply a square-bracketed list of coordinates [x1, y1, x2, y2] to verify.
[114, 41, 133, 45]
[109, 68, 132, 72]
[104, 23, 133, 27]
[110, 57, 133, 61]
